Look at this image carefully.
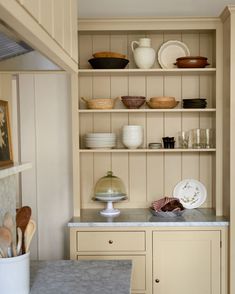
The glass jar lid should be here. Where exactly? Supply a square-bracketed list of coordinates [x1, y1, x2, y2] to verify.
[94, 171, 126, 201]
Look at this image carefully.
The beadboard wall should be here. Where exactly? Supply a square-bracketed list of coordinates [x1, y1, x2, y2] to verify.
[18, 73, 73, 259]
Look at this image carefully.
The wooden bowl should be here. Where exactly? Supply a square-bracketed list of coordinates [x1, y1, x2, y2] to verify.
[174, 56, 210, 68]
[149, 96, 176, 102]
[93, 51, 126, 59]
[121, 96, 146, 109]
[81, 97, 117, 109]
[147, 100, 179, 109]
[88, 57, 129, 69]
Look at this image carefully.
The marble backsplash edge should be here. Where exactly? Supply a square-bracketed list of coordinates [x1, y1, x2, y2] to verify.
[0, 175, 16, 226]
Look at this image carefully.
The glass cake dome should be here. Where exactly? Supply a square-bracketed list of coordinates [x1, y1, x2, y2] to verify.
[94, 171, 127, 216]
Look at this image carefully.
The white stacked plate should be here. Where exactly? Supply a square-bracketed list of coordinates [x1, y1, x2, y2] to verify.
[85, 133, 116, 149]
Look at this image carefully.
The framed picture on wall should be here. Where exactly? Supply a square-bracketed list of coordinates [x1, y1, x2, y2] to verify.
[0, 100, 13, 167]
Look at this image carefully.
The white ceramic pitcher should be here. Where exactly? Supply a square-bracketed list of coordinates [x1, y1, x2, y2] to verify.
[131, 38, 156, 69]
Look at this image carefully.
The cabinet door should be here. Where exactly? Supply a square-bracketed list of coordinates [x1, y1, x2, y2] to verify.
[153, 231, 220, 294]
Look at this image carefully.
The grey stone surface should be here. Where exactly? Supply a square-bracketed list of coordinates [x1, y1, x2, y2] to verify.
[30, 260, 132, 294]
[0, 175, 16, 226]
[68, 208, 229, 227]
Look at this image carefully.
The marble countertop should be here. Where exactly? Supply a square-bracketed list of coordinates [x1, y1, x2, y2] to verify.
[30, 260, 132, 294]
[68, 208, 229, 227]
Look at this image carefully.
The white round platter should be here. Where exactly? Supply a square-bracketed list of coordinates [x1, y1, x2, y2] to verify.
[173, 179, 207, 209]
[158, 40, 190, 69]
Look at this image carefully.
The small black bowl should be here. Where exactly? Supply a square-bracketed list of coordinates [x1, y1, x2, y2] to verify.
[88, 57, 129, 69]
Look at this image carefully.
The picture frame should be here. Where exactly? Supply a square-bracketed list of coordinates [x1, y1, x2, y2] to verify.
[0, 100, 13, 167]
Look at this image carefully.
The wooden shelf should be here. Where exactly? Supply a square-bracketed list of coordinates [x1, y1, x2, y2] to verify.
[78, 108, 216, 113]
[78, 68, 216, 75]
[79, 148, 216, 153]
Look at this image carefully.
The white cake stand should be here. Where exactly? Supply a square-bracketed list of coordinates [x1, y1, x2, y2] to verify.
[94, 194, 127, 217]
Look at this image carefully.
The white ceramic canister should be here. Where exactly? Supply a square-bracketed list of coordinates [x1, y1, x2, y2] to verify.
[131, 38, 156, 69]
[0, 252, 30, 294]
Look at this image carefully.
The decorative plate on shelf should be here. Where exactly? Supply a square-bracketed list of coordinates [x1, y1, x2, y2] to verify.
[173, 179, 207, 209]
[158, 40, 190, 69]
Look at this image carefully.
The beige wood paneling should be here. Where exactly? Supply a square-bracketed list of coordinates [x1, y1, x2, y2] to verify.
[20, 0, 39, 20]
[70, 0, 78, 62]
[63, 0, 71, 54]
[52, 0, 64, 46]
[39, 0, 53, 35]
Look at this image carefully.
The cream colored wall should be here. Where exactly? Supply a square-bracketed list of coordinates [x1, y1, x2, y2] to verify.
[18, 73, 73, 259]
[0, 0, 78, 72]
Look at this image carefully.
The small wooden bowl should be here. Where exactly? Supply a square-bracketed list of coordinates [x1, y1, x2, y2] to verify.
[147, 100, 179, 109]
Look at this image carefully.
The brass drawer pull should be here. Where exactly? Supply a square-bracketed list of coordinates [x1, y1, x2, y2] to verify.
[155, 279, 160, 283]
[108, 240, 113, 244]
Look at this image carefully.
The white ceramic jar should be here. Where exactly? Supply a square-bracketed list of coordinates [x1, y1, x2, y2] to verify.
[122, 125, 143, 149]
[131, 38, 156, 69]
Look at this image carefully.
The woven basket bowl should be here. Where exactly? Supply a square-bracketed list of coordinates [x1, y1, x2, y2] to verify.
[81, 97, 117, 109]
[147, 100, 179, 109]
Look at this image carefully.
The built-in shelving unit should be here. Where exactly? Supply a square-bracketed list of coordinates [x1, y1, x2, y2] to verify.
[76, 17, 222, 216]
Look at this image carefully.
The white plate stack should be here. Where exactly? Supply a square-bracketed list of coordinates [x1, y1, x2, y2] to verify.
[85, 133, 116, 149]
[122, 125, 143, 149]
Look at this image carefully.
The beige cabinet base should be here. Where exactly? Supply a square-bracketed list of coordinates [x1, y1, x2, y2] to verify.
[70, 227, 227, 294]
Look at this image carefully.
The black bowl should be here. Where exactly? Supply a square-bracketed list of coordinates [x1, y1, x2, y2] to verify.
[88, 57, 129, 69]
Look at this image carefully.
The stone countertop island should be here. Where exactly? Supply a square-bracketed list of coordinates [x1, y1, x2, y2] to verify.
[30, 260, 132, 294]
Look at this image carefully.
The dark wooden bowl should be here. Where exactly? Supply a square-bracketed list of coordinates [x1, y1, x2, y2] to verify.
[174, 56, 210, 68]
[88, 57, 129, 69]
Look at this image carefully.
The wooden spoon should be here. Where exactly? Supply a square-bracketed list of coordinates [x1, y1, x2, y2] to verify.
[16, 227, 22, 255]
[16, 206, 32, 254]
[0, 227, 12, 257]
[3, 212, 17, 256]
[24, 219, 36, 253]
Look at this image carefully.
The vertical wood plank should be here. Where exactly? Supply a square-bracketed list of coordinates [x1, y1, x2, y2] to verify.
[39, 0, 53, 35]
[78, 35, 92, 69]
[34, 74, 71, 259]
[80, 153, 96, 208]
[182, 33, 200, 56]
[147, 153, 164, 205]
[70, 0, 78, 62]
[110, 34, 128, 58]
[92, 34, 110, 53]
[18, 74, 38, 259]
[52, 0, 64, 46]
[63, 0, 71, 54]
[21, 0, 40, 20]
[110, 75, 128, 108]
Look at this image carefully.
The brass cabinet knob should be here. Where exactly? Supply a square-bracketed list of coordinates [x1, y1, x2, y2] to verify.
[155, 279, 160, 283]
[108, 240, 113, 244]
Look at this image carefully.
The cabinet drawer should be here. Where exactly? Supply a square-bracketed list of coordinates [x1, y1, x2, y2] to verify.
[77, 255, 146, 292]
[76, 231, 145, 252]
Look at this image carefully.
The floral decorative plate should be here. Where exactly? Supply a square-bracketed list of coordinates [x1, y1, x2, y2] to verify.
[158, 40, 190, 69]
[173, 179, 207, 209]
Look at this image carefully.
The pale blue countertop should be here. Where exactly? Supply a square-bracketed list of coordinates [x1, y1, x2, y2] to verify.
[30, 260, 132, 294]
[68, 208, 229, 227]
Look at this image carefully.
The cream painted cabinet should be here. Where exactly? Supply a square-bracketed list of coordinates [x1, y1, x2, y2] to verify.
[70, 227, 226, 294]
[153, 231, 221, 294]
[70, 227, 151, 294]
